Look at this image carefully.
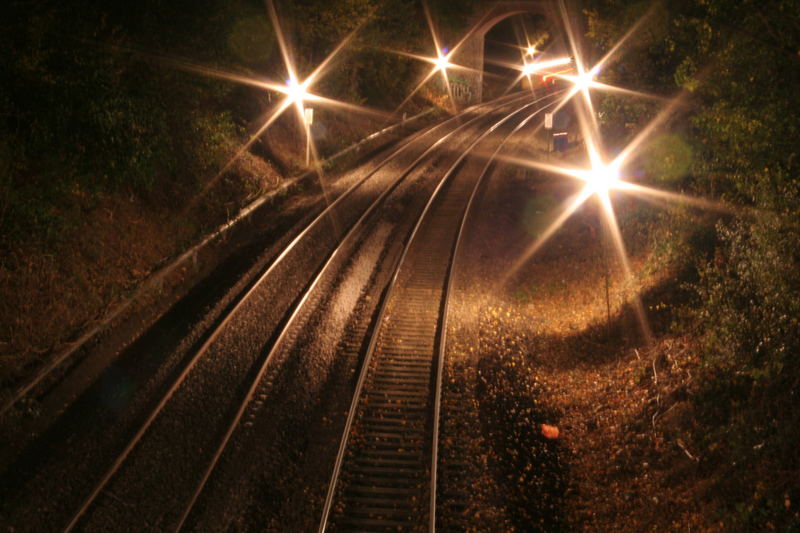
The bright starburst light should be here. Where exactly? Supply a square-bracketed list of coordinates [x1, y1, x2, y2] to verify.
[282, 76, 312, 106]
[432, 50, 453, 73]
[520, 25, 548, 59]
[391, 1, 483, 114]
[169, 0, 388, 205]
[498, 1, 742, 344]
[538, 1, 663, 132]
[489, 21, 570, 93]
[520, 56, 573, 78]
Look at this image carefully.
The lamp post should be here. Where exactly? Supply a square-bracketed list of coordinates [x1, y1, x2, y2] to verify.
[602, 218, 611, 342]
[544, 112, 553, 152]
[303, 107, 314, 166]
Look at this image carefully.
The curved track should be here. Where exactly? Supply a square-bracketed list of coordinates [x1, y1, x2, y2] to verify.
[67, 96, 535, 533]
[0, 93, 546, 532]
[0, 93, 524, 422]
[317, 94, 561, 532]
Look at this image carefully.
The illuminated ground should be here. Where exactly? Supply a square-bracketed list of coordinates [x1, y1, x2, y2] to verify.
[440, 145, 713, 531]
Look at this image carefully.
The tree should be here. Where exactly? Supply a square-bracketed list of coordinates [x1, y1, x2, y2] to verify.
[585, 0, 800, 528]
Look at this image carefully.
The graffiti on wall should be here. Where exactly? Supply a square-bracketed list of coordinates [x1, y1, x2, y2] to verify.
[449, 75, 474, 104]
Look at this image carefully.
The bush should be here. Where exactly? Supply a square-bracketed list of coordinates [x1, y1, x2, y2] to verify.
[0, 0, 249, 250]
[696, 210, 800, 397]
[692, 208, 800, 529]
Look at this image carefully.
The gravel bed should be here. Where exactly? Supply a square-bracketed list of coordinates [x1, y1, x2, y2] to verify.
[74, 114, 488, 531]
[433, 133, 576, 531]
[0, 97, 540, 532]
[0, 120, 444, 532]
[177, 104, 526, 531]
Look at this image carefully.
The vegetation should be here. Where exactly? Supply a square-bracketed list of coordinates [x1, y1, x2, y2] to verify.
[4, 0, 797, 527]
[1, 0, 246, 248]
[587, 0, 800, 528]
[0, 0, 473, 253]
[0, 0, 472, 367]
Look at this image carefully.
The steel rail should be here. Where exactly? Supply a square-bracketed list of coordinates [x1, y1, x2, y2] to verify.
[0, 90, 517, 422]
[428, 93, 564, 531]
[317, 91, 562, 532]
[59, 93, 532, 533]
[170, 94, 535, 532]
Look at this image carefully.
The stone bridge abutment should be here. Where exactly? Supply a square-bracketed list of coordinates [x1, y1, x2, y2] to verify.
[449, 1, 578, 105]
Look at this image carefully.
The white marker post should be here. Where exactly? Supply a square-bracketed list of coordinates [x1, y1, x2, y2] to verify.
[544, 112, 553, 152]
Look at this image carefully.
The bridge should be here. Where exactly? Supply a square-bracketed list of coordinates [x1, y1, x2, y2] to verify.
[449, 0, 583, 104]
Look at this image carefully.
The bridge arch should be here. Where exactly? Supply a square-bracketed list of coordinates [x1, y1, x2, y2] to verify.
[450, 1, 573, 104]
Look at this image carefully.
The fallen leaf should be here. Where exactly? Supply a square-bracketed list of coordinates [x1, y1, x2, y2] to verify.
[541, 424, 560, 439]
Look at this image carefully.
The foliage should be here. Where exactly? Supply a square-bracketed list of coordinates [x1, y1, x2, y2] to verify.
[227, 9, 276, 68]
[0, 0, 488, 252]
[278, 0, 468, 109]
[586, 0, 800, 527]
[0, 0, 260, 249]
[692, 213, 800, 530]
[476, 312, 566, 532]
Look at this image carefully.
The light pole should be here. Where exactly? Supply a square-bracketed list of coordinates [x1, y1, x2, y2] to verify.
[601, 217, 611, 341]
[303, 107, 314, 166]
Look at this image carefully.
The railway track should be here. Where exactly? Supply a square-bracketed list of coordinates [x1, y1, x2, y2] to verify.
[1, 93, 542, 532]
[169, 94, 560, 531]
[0, 92, 523, 425]
[318, 94, 560, 532]
[68, 97, 533, 533]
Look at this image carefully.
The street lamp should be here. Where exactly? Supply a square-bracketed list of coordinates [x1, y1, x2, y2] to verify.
[283, 77, 310, 105]
[432, 48, 452, 74]
[585, 162, 621, 196]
